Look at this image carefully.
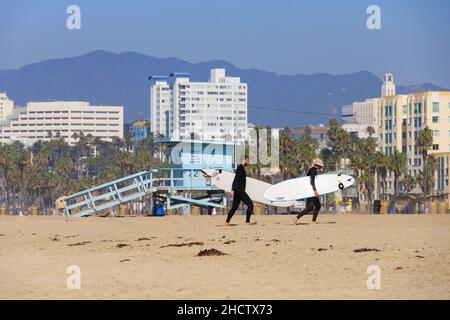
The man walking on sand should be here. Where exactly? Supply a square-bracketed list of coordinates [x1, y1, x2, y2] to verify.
[225, 155, 255, 226]
[293, 158, 324, 225]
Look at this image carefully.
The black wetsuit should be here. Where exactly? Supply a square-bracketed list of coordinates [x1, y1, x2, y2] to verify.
[296, 167, 321, 222]
[226, 164, 254, 223]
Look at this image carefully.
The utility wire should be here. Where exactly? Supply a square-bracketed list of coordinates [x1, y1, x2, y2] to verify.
[249, 106, 331, 116]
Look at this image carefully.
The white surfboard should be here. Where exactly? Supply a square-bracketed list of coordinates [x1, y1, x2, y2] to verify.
[264, 173, 355, 202]
[201, 168, 295, 207]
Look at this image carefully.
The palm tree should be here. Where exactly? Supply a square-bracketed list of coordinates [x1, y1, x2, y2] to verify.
[0, 144, 17, 211]
[279, 128, 297, 179]
[327, 119, 351, 171]
[415, 127, 433, 195]
[366, 126, 375, 137]
[424, 155, 438, 194]
[374, 151, 388, 199]
[351, 136, 377, 205]
[0, 132, 166, 214]
[401, 174, 415, 193]
[388, 150, 406, 197]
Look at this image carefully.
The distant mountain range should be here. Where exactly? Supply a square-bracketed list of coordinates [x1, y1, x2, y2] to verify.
[0, 50, 447, 127]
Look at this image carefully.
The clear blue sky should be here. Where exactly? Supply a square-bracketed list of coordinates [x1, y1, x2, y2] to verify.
[1, 0, 449, 87]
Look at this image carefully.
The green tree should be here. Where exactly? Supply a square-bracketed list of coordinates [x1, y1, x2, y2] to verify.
[296, 126, 318, 175]
[415, 127, 433, 195]
[388, 150, 406, 197]
[374, 151, 388, 199]
[401, 174, 415, 193]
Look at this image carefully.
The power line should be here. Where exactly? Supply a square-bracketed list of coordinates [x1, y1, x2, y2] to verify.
[249, 106, 379, 120]
[249, 106, 331, 116]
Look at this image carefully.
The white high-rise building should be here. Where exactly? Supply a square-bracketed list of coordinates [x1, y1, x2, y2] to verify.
[0, 93, 14, 121]
[0, 100, 123, 146]
[150, 68, 248, 142]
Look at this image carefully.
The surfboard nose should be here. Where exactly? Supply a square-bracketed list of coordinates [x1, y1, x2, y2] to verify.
[339, 174, 355, 188]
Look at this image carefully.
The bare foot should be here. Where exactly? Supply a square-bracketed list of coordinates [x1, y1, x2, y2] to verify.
[224, 222, 230, 226]
[246, 221, 257, 225]
[292, 216, 299, 225]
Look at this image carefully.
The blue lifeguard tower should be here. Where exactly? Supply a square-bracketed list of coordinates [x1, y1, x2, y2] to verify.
[60, 138, 237, 217]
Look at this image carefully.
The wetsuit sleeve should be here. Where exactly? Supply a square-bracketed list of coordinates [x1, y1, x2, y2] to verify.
[310, 169, 317, 192]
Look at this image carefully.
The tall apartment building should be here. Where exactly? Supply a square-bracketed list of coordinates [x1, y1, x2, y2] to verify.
[0, 100, 123, 146]
[150, 68, 248, 142]
[378, 91, 450, 194]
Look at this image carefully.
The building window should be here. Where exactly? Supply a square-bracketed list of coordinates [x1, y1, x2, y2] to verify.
[432, 116, 439, 123]
[432, 102, 439, 113]
[433, 144, 439, 151]
[433, 130, 440, 137]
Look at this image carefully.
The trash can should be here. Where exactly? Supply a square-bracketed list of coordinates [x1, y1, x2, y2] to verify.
[31, 205, 39, 216]
[254, 203, 264, 215]
[439, 201, 446, 214]
[380, 201, 389, 214]
[373, 200, 381, 214]
[152, 200, 165, 216]
[118, 204, 128, 216]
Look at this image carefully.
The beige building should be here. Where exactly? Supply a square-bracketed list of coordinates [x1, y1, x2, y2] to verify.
[0, 100, 124, 146]
[378, 91, 450, 195]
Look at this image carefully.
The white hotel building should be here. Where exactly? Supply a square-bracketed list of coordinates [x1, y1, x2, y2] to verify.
[0, 96, 123, 146]
[150, 68, 248, 142]
[342, 74, 396, 139]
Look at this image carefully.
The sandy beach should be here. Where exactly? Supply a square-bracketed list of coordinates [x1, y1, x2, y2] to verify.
[0, 213, 449, 299]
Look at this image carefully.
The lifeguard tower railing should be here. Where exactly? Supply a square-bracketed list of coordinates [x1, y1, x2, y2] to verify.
[61, 168, 227, 217]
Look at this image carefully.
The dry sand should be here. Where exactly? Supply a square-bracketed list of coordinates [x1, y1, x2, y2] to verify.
[0, 214, 449, 299]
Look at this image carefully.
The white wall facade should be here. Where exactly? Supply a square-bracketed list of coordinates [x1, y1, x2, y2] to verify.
[352, 98, 380, 137]
[0, 101, 123, 146]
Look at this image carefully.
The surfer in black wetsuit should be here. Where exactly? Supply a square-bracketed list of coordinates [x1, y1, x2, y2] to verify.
[293, 158, 324, 225]
[225, 155, 255, 225]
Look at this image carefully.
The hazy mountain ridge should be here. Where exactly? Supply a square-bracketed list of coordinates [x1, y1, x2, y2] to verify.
[0, 50, 447, 127]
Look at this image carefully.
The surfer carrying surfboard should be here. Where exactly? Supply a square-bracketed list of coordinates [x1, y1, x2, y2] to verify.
[225, 155, 255, 225]
[293, 158, 324, 225]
